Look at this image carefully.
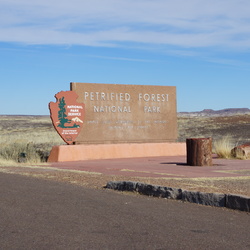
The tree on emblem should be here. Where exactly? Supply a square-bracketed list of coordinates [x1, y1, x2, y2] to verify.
[58, 97, 71, 128]
[57, 97, 79, 128]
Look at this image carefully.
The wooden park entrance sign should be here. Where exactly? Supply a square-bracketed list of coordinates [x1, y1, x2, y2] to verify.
[48, 83, 186, 162]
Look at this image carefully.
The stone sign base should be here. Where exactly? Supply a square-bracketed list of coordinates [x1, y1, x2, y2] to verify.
[48, 143, 186, 162]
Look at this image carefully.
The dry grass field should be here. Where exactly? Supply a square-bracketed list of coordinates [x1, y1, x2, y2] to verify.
[1, 114, 249, 164]
[178, 114, 250, 145]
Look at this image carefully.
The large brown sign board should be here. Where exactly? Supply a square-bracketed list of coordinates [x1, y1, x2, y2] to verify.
[70, 82, 177, 144]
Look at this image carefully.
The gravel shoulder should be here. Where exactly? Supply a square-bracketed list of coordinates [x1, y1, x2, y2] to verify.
[0, 165, 249, 197]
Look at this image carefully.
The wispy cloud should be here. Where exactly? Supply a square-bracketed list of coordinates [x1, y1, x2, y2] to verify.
[0, 0, 250, 51]
[88, 54, 157, 63]
[204, 57, 250, 69]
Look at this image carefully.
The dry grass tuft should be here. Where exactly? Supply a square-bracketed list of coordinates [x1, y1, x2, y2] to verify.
[213, 136, 235, 159]
[0, 157, 19, 166]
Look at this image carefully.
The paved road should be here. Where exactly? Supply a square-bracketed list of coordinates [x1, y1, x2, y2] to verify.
[0, 173, 249, 250]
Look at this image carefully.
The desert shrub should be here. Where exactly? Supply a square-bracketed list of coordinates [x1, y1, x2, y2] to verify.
[213, 136, 234, 159]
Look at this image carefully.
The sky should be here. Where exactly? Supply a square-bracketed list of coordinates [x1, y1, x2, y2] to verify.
[0, 0, 250, 115]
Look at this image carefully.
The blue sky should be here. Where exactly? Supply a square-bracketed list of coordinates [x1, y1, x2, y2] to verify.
[0, 0, 250, 115]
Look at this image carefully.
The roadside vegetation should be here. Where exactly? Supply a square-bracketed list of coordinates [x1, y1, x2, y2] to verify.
[0, 115, 63, 165]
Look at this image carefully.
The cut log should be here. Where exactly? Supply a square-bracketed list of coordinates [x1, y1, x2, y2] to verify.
[186, 138, 213, 166]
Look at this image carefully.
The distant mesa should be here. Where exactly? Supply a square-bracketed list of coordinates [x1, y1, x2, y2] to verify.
[178, 108, 250, 117]
[201, 108, 250, 114]
[202, 109, 214, 113]
[71, 117, 83, 123]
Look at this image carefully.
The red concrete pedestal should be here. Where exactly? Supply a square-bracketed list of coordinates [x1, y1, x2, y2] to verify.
[48, 142, 186, 162]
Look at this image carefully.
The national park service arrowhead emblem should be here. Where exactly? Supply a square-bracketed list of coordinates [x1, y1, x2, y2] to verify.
[49, 91, 85, 144]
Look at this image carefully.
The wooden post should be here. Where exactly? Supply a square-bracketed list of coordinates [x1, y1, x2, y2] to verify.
[186, 138, 213, 166]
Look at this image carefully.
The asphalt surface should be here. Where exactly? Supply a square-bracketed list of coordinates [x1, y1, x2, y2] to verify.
[1, 172, 250, 250]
